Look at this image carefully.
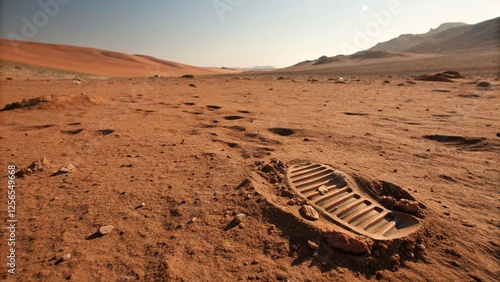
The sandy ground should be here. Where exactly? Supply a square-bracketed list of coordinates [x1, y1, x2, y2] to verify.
[0, 56, 499, 281]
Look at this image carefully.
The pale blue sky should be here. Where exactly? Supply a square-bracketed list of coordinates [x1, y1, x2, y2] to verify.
[1, 0, 498, 67]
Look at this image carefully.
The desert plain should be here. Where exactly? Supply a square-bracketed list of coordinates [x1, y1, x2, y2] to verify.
[0, 39, 499, 282]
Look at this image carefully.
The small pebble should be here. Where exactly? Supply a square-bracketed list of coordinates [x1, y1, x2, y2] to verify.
[389, 254, 400, 265]
[233, 213, 245, 224]
[286, 199, 295, 205]
[60, 254, 71, 262]
[405, 250, 415, 258]
[261, 163, 274, 173]
[59, 164, 75, 173]
[307, 240, 320, 250]
[317, 185, 328, 195]
[269, 175, 278, 183]
[137, 202, 145, 208]
[301, 205, 319, 220]
[98, 225, 114, 235]
[281, 190, 294, 198]
[416, 243, 426, 251]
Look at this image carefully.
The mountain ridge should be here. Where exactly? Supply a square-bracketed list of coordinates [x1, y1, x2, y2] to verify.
[289, 16, 499, 69]
[370, 17, 499, 53]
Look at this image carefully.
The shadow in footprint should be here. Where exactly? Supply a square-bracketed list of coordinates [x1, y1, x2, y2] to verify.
[269, 127, 294, 136]
[228, 125, 246, 131]
[343, 112, 369, 116]
[227, 142, 239, 148]
[423, 135, 484, 145]
[24, 124, 55, 130]
[97, 129, 114, 135]
[458, 93, 480, 98]
[224, 116, 245, 120]
[62, 129, 84, 135]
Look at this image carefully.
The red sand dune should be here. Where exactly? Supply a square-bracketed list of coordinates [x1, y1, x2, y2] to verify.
[0, 39, 236, 77]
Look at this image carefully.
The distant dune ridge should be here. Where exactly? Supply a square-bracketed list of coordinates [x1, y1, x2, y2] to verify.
[0, 39, 237, 77]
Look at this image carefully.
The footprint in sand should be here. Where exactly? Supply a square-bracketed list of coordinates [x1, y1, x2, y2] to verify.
[62, 129, 84, 135]
[264, 162, 423, 241]
[224, 115, 245, 120]
[207, 105, 222, 110]
[97, 129, 115, 135]
[269, 127, 294, 136]
[23, 124, 55, 130]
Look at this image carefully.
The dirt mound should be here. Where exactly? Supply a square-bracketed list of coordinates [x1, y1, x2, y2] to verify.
[1, 93, 107, 111]
[353, 176, 425, 216]
[415, 71, 464, 82]
[15, 156, 53, 177]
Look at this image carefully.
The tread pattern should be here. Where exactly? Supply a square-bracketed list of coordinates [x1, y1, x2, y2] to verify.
[286, 163, 421, 240]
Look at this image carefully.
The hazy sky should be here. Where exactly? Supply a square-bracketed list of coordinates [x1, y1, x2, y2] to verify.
[1, 0, 498, 67]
